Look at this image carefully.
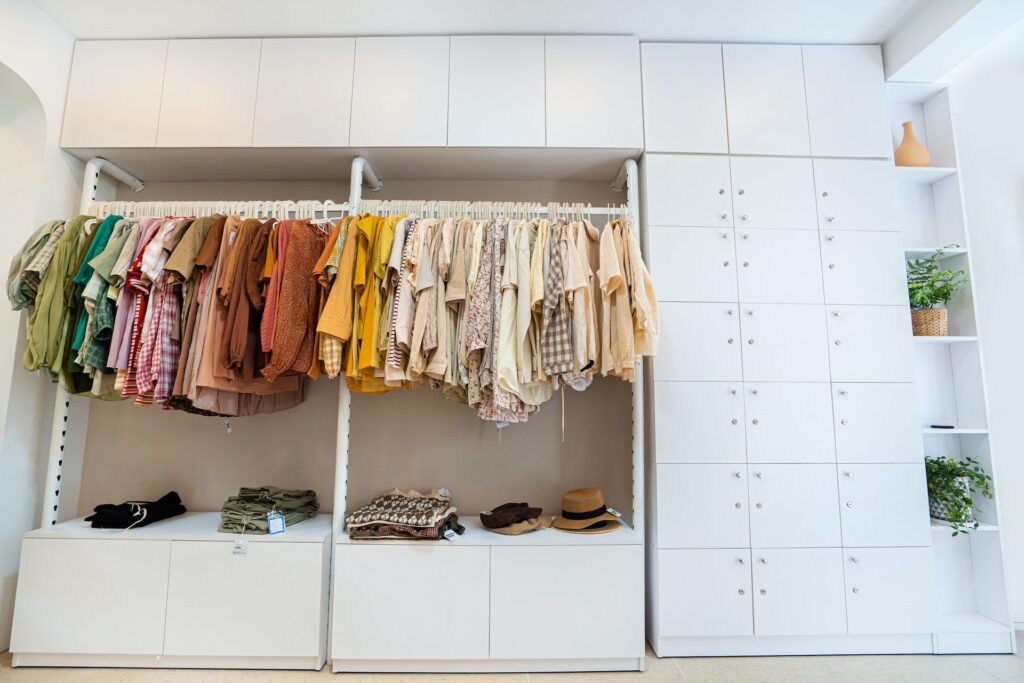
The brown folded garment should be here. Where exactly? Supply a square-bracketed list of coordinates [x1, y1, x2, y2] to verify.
[488, 516, 553, 536]
[480, 502, 542, 529]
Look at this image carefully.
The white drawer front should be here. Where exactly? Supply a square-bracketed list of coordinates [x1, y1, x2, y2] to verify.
[657, 464, 750, 548]
[658, 549, 753, 637]
[655, 381, 746, 464]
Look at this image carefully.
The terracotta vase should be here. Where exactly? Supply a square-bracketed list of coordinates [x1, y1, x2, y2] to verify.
[895, 121, 931, 167]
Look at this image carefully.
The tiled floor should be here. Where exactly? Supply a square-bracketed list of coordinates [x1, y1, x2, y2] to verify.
[2, 636, 1023, 683]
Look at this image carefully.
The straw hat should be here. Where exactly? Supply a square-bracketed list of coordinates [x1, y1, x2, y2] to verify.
[552, 487, 621, 534]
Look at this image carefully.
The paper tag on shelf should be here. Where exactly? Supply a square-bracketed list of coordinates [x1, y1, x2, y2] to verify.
[232, 539, 248, 557]
[443, 529, 458, 541]
[606, 507, 623, 518]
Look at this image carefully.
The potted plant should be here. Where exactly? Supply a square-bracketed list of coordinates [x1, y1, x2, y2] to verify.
[925, 455, 993, 536]
[907, 247, 968, 336]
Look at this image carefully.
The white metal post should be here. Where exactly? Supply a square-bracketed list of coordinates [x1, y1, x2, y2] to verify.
[40, 158, 143, 527]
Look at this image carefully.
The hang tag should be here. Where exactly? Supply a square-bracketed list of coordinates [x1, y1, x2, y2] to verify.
[443, 529, 458, 542]
[438, 488, 452, 498]
[232, 539, 248, 557]
[606, 507, 623, 518]
[267, 512, 286, 535]
[480, 510, 492, 516]
[224, 418, 232, 434]
[495, 421, 511, 430]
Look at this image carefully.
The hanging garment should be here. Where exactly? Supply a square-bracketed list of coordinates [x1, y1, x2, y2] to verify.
[7, 219, 64, 311]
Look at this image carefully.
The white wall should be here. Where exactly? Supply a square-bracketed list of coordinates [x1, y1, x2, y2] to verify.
[0, 0, 80, 651]
[946, 18, 1024, 624]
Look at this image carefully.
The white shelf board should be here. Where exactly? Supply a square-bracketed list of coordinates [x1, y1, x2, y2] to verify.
[887, 81, 947, 104]
[336, 516, 642, 547]
[24, 511, 332, 543]
[937, 612, 1011, 634]
[931, 520, 999, 533]
[905, 247, 967, 260]
[895, 166, 958, 184]
[914, 335, 978, 344]
[922, 427, 988, 435]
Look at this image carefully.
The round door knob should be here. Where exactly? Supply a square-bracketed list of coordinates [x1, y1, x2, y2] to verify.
[727, 309, 734, 315]
[828, 263, 836, 269]
[826, 234, 835, 241]
[748, 338, 755, 345]
[733, 471, 742, 478]
[721, 232, 729, 239]
[834, 339, 843, 346]
[850, 556, 860, 564]
[754, 471, 763, 478]
[720, 213, 729, 219]
[844, 471, 854, 478]
[742, 261, 750, 268]
[838, 389, 848, 396]
[751, 389, 759, 396]
[738, 189, 746, 195]
[752, 419, 760, 426]
[730, 388, 739, 395]
[723, 260, 731, 267]
[737, 558, 746, 564]
[852, 587, 861, 594]
[841, 419, 848, 426]
[821, 191, 829, 197]
[826, 216, 835, 223]
[747, 310, 754, 316]
[833, 311, 842, 317]
[731, 418, 739, 425]
[718, 188, 726, 195]
[742, 233, 750, 240]
[755, 502, 763, 509]
[735, 502, 743, 509]
[741, 214, 749, 221]
[846, 501, 854, 508]
[759, 558, 767, 564]
[738, 589, 746, 595]
[760, 589, 767, 595]
[727, 338, 735, 344]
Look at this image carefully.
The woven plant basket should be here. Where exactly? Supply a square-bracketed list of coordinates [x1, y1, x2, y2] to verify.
[912, 308, 948, 336]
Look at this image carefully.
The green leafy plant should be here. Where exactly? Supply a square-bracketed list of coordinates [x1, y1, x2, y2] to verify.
[925, 455, 993, 536]
[907, 247, 968, 310]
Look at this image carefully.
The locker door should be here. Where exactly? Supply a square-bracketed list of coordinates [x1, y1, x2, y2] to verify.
[821, 231, 907, 305]
[730, 156, 817, 230]
[736, 229, 824, 304]
[748, 465, 842, 548]
[827, 305, 915, 382]
[744, 383, 835, 463]
[651, 227, 738, 303]
[656, 303, 743, 382]
[657, 464, 750, 549]
[655, 382, 746, 464]
[739, 304, 830, 382]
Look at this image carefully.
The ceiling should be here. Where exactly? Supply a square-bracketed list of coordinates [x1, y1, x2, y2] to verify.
[33, 0, 925, 44]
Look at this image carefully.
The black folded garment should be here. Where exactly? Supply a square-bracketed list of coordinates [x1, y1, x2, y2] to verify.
[84, 491, 187, 529]
[480, 502, 542, 529]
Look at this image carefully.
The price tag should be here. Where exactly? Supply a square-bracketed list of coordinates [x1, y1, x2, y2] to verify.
[443, 529, 458, 541]
[438, 488, 452, 498]
[606, 507, 623, 518]
[232, 539, 248, 557]
[267, 512, 286, 535]
[480, 510, 492, 516]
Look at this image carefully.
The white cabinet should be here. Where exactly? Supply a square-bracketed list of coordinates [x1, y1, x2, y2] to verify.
[820, 231, 908, 305]
[658, 550, 753, 636]
[62, 40, 167, 147]
[448, 36, 545, 147]
[10, 539, 170, 655]
[252, 38, 354, 147]
[722, 44, 810, 156]
[833, 383, 922, 463]
[730, 157, 817, 230]
[655, 382, 745, 464]
[655, 303, 742, 382]
[545, 36, 643, 149]
[838, 464, 931, 547]
[739, 304, 829, 382]
[641, 43, 728, 153]
[163, 540, 327, 657]
[844, 548, 934, 634]
[657, 465, 750, 548]
[643, 154, 733, 228]
[490, 546, 643, 659]
[813, 159, 900, 231]
[827, 305, 915, 382]
[349, 37, 450, 147]
[651, 226, 737, 302]
[332, 544, 489, 659]
[802, 45, 890, 158]
[748, 465, 841, 548]
[752, 549, 847, 636]
[743, 383, 835, 464]
[156, 39, 261, 147]
[735, 230, 824, 304]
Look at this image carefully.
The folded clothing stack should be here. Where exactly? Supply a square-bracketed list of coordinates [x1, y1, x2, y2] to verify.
[346, 489, 465, 540]
[480, 502, 552, 535]
[84, 491, 186, 529]
[218, 486, 319, 534]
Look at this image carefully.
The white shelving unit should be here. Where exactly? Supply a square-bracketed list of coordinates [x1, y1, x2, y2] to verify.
[888, 81, 1015, 654]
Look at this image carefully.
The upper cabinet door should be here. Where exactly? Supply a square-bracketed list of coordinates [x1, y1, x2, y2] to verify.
[641, 43, 728, 153]
[730, 157, 817, 230]
[803, 45, 890, 159]
[813, 159, 900, 231]
[644, 155, 733, 228]
[545, 36, 643, 148]
[62, 40, 168, 148]
[252, 38, 354, 147]
[350, 37, 450, 147]
[157, 39, 261, 147]
[449, 36, 545, 147]
[723, 45, 810, 156]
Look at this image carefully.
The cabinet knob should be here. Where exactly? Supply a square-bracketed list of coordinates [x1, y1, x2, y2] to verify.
[850, 556, 860, 564]
[751, 389, 759, 396]
[748, 338, 755, 345]
[731, 418, 739, 425]
[747, 309, 754, 316]
[828, 263, 836, 269]
[826, 234, 835, 241]
[735, 502, 743, 509]
[754, 471, 763, 478]
[733, 471, 742, 478]
[718, 188, 726, 195]
[826, 216, 835, 223]
[723, 260, 731, 267]
[852, 586, 861, 594]
[834, 339, 843, 346]
[840, 418, 848, 426]
[720, 213, 729, 220]
[727, 309, 734, 315]
[755, 502, 764, 509]
[759, 558, 768, 564]
[721, 232, 729, 239]
[821, 191, 829, 198]
[760, 588, 768, 595]
[838, 389, 848, 396]
[844, 471, 854, 478]
[730, 388, 739, 396]
[737, 558, 746, 565]
[742, 261, 750, 268]
[738, 189, 746, 196]
[846, 501, 854, 508]
[742, 233, 750, 240]
[752, 418, 760, 426]
[727, 338, 735, 344]
[833, 310, 842, 317]
[738, 589, 746, 595]
[741, 214, 749, 221]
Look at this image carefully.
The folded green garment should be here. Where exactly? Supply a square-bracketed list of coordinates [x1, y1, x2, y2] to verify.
[218, 485, 319, 534]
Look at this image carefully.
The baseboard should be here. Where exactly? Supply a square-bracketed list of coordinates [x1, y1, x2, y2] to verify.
[12, 653, 325, 670]
[331, 657, 644, 673]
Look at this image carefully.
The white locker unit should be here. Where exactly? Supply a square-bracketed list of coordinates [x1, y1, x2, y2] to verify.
[644, 39, 934, 659]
